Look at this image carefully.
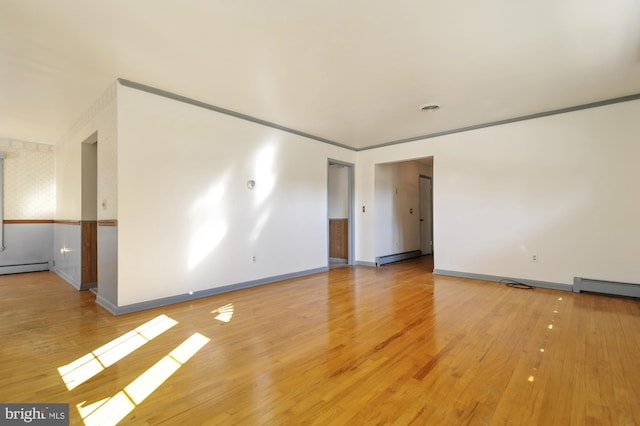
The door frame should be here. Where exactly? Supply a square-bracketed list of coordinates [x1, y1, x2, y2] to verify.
[327, 159, 355, 265]
[81, 132, 99, 289]
[419, 174, 433, 255]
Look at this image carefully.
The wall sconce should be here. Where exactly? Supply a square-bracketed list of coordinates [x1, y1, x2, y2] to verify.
[246, 180, 256, 190]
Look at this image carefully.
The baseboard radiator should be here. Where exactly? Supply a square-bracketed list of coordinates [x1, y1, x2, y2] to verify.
[574, 277, 640, 298]
[0, 262, 50, 275]
[375, 250, 422, 266]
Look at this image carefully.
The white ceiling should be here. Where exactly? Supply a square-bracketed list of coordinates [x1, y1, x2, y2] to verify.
[1, 1, 639, 150]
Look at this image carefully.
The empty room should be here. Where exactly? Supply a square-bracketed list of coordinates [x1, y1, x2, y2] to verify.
[1, 1, 639, 425]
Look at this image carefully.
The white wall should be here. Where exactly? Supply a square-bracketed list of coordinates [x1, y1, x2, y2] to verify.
[117, 84, 355, 306]
[56, 84, 118, 221]
[81, 134, 98, 221]
[357, 99, 640, 285]
[52, 79, 640, 307]
[54, 83, 118, 298]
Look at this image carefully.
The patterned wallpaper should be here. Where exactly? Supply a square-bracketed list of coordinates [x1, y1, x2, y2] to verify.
[0, 139, 55, 220]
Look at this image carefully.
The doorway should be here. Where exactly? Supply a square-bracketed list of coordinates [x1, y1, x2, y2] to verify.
[328, 160, 354, 267]
[81, 133, 98, 289]
[419, 175, 433, 255]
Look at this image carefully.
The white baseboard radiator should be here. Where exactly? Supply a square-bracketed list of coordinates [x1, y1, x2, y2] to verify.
[375, 250, 422, 266]
[0, 261, 51, 275]
[573, 277, 640, 299]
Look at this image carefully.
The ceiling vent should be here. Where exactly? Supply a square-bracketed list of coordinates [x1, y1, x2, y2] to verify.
[419, 103, 440, 112]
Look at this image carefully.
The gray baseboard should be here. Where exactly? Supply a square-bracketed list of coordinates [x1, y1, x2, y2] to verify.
[95, 294, 119, 315]
[0, 262, 50, 275]
[52, 268, 95, 291]
[329, 257, 348, 264]
[574, 277, 640, 298]
[52, 267, 81, 290]
[433, 269, 572, 292]
[99, 266, 329, 315]
[375, 250, 422, 266]
[80, 281, 97, 291]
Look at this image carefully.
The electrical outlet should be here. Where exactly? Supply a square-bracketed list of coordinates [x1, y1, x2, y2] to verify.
[252, 255, 256, 263]
[531, 254, 539, 263]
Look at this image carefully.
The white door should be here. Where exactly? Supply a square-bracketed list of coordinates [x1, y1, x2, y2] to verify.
[419, 176, 432, 255]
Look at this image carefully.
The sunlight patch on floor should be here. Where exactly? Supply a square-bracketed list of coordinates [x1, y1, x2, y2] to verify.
[58, 315, 178, 390]
[211, 303, 234, 322]
[78, 333, 210, 425]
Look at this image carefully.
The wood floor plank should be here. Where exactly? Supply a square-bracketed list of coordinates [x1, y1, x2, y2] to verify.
[1, 258, 640, 425]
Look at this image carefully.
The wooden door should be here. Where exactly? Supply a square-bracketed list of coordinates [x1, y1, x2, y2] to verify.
[81, 221, 98, 287]
[329, 219, 348, 259]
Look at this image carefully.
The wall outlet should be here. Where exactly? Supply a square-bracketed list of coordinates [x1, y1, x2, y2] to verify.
[531, 254, 539, 263]
[252, 255, 256, 263]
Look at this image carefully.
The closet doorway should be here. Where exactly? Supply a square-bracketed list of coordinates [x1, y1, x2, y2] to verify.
[328, 160, 354, 267]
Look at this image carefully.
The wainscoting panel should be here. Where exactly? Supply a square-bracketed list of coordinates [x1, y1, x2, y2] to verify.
[52, 222, 82, 289]
[97, 221, 118, 309]
[0, 221, 53, 274]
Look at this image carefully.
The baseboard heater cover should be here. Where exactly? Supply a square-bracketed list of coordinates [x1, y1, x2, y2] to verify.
[0, 262, 50, 275]
[375, 250, 422, 266]
[573, 277, 640, 298]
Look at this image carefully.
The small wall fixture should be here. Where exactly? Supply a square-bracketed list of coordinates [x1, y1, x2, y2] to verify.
[246, 180, 256, 190]
[419, 103, 440, 112]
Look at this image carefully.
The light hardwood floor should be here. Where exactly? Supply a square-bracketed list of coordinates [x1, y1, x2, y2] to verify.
[1, 257, 639, 425]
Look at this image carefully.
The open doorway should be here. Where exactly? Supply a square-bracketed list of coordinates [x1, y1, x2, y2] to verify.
[328, 160, 354, 267]
[419, 175, 433, 255]
[374, 156, 433, 266]
[81, 132, 98, 290]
